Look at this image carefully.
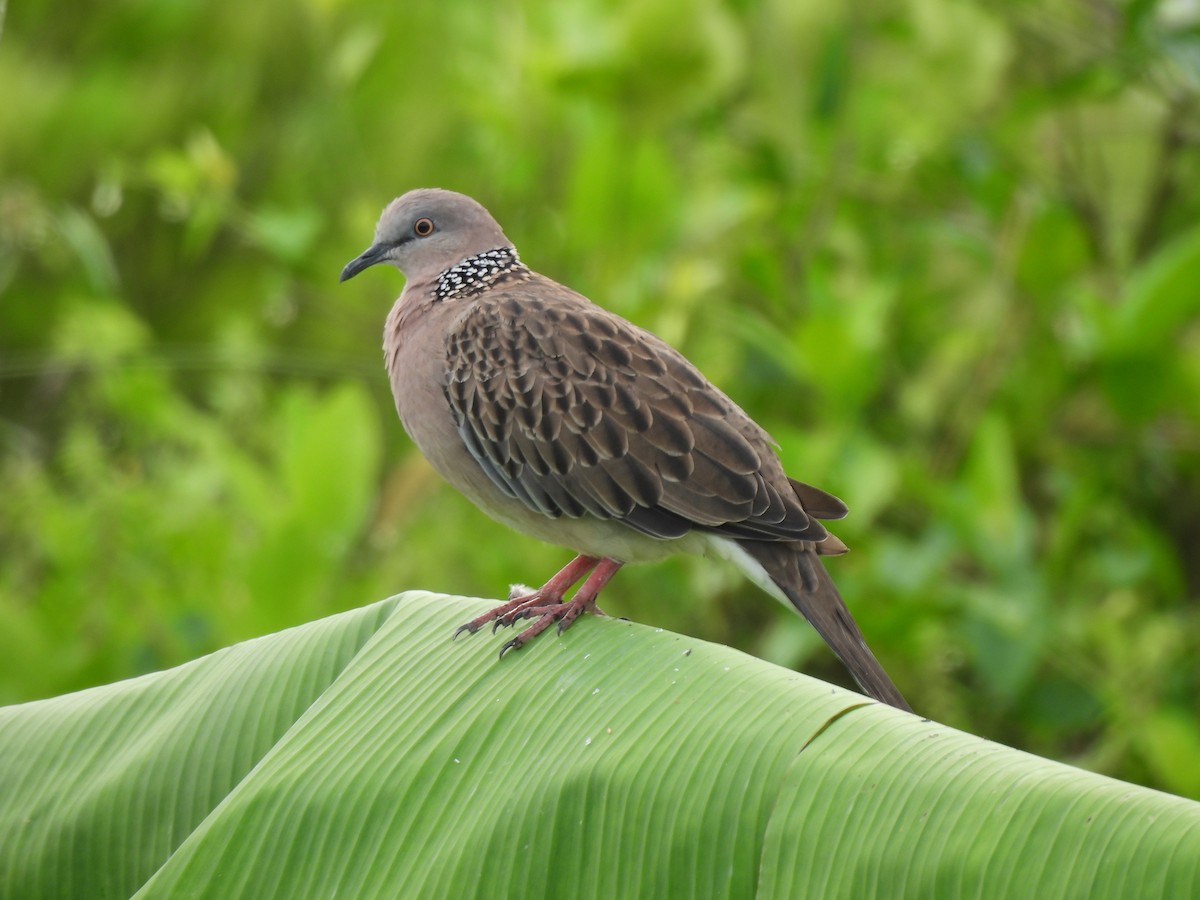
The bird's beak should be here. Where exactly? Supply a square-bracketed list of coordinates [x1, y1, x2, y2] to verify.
[339, 243, 390, 283]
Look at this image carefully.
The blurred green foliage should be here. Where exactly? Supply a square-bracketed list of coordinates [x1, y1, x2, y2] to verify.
[1, 0, 1198, 799]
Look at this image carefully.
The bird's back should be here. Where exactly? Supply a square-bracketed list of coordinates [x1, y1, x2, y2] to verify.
[425, 273, 837, 551]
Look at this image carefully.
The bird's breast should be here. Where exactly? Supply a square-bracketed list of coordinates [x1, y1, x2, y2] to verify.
[383, 297, 562, 537]
[384, 296, 466, 470]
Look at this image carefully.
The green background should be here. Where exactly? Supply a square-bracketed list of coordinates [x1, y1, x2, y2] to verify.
[1, 0, 1197, 802]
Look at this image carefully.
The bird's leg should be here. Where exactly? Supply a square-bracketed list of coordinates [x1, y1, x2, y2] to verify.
[452, 555, 600, 639]
[498, 558, 624, 658]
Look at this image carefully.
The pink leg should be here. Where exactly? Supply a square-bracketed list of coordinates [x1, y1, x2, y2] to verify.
[452, 555, 600, 640]
[497, 558, 624, 658]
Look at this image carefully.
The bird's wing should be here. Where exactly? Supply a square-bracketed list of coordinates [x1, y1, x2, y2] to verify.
[442, 284, 838, 542]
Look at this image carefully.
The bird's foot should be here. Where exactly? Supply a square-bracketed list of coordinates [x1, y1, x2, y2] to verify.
[451, 555, 601, 640]
[498, 593, 601, 657]
[452, 556, 625, 656]
[498, 558, 623, 657]
[450, 591, 545, 640]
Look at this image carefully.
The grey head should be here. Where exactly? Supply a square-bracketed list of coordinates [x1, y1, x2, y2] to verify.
[340, 188, 513, 285]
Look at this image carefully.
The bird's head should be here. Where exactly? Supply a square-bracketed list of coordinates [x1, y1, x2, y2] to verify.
[339, 188, 512, 285]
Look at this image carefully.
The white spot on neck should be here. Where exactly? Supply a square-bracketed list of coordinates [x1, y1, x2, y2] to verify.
[435, 247, 528, 300]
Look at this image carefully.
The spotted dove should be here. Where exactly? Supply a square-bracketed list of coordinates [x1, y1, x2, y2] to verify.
[340, 188, 911, 711]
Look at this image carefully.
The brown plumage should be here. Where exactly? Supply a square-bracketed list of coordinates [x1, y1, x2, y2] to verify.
[340, 188, 911, 711]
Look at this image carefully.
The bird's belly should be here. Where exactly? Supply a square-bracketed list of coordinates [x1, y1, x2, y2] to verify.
[422, 434, 699, 563]
[481, 502, 706, 564]
[401, 405, 698, 564]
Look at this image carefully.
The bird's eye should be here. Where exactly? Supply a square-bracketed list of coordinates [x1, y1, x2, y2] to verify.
[414, 217, 435, 237]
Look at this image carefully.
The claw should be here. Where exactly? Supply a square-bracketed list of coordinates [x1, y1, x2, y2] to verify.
[453, 556, 624, 657]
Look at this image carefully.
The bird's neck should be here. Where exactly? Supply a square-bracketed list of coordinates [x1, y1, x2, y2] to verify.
[382, 246, 533, 382]
[383, 287, 428, 376]
[434, 247, 529, 301]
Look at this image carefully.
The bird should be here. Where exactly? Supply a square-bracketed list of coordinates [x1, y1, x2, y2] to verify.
[340, 188, 911, 711]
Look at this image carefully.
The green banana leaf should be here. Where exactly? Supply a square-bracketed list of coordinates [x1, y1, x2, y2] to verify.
[2, 592, 1197, 899]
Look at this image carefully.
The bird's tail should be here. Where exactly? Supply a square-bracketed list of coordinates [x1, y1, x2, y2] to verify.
[741, 540, 912, 712]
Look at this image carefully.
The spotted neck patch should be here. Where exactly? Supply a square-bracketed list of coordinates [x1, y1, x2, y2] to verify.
[435, 247, 529, 301]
